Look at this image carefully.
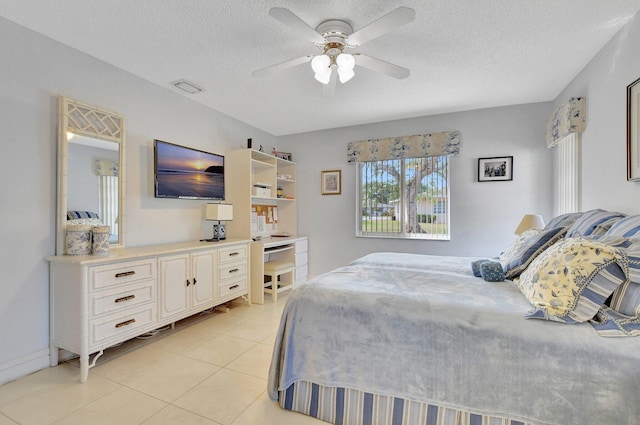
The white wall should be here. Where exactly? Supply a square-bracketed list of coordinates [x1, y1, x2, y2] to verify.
[0, 17, 277, 383]
[279, 103, 554, 276]
[552, 13, 640, 214]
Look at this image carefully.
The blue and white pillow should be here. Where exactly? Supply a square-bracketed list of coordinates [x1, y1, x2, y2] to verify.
[479, 261, 504, 282]
[565, 209, 625, 238]
[67, 210, 101, 220]
[499, 226, 567, 280]
[544, 212, 583, 230]
[604, 215, 640, 238]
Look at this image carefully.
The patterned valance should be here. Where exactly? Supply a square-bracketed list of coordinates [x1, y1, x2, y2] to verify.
[347, 131, 461, 162]
[546, 97, 586, 148]
[94, 160, 118, 177]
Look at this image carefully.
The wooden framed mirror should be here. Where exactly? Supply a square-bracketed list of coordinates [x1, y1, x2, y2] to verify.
[56, 97, 126, 254]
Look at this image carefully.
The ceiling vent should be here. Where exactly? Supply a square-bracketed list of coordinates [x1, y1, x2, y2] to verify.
[172, 80, 204, 94]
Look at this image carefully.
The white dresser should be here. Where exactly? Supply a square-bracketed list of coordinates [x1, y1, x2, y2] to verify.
[47, 239, 250, 382]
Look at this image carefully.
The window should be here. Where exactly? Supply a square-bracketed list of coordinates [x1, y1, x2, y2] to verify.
[357, 156, 450, 240]
[552, 132, 581, 215]
[99, 175, 118, 238]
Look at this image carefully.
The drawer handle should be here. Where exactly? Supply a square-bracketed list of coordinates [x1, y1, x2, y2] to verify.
[115, 318, 136, 328]
[115, 271, 136, 278]
[229, 284, 240, 290]
[228, 268, 240, 274]
[114, 294, 135, 303]
[229, 252, 240, 256]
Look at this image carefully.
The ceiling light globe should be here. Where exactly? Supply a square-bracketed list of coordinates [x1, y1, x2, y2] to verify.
[336, 53, 355, 71]
[311, 54, 331, 74]
[314, 71, 331, 85]
[338, 67, 355, 83]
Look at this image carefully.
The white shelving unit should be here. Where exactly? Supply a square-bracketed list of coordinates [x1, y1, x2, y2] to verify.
[225, 149, 297, 239]
[225, 149, 307, 303]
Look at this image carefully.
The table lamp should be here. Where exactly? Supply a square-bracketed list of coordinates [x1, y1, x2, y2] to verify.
[205, 203, 233, 241]
[514, 214, 545, 235]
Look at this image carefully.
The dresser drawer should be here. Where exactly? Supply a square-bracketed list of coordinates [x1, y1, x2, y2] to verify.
[295, 238, 308, 254]
[218, 276, 247, 300]
[90, 305, 155, 347]
[218, 261, 248, 282]
[90, 259, 157, 291]
[90, 282, 155, 317]
[295, 252, 308, 267]
[295, 265, 308, 283]
[218, 245, 248, 264]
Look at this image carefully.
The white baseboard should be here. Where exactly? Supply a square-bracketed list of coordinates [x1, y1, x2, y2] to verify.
[0, 349, 50, 385]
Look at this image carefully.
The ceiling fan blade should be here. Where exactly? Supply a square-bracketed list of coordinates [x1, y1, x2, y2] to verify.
[252, 55, 313, 78]
[347, 7, 415, 47]
[354, 54, 410, 79]
[323, 67, 337, 96]
[269, 8, 325, 44]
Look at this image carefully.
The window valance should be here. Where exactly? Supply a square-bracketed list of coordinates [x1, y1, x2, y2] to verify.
[546, 97, 586, 148]
[94, 160, 119, 177]
[347, 131, 461, 162]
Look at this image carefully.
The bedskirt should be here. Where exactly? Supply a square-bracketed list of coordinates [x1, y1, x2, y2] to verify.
[279, 381, 532, 425]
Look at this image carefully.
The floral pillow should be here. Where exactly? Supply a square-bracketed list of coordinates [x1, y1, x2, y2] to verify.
[516, 237, 627, 323]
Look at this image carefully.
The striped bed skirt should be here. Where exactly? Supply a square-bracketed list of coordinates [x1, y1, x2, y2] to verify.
[278, 381, 533, 425]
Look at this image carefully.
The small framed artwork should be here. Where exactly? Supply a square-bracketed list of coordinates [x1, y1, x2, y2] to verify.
[627, 77, 640, 181]
[276, 151, 292, 161]
[478, 156, 513, 182]
[321, 170, 342, 195]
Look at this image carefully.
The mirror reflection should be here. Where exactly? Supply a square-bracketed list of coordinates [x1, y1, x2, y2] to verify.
[67, 135, 120, 244]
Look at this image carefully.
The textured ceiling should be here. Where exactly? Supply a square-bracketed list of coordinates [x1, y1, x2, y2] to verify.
[2, 1, 640, 136]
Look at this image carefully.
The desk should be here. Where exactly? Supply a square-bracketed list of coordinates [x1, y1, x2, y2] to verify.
[250, 236, 308, 304]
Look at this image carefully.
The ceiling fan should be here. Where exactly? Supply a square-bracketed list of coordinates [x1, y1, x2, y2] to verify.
[252, 7, 415, 93]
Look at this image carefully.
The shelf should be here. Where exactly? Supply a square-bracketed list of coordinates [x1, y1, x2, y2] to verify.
[251, 159, 276, 170]
[277, 178, 296, 184]
[251, 195, 278, 202]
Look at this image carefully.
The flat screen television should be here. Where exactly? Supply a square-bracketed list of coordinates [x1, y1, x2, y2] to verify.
[154, 139, 225, 200]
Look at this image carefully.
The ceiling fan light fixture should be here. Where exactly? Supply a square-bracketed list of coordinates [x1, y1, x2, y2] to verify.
[311, 54, 330, 74]
[314, 70, 332, 85]
[337, 67, 355, 83]
[311, 54, 332, 84]
[336, 53, 355, 83]
[336, 53, 355, 71]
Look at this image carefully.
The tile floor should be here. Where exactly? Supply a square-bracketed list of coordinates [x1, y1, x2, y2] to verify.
[0, 295, 326, 425]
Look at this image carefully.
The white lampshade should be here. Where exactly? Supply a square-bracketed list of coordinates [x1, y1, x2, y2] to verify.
[514, 214, 545, 235]
[206, 203, 233, 221]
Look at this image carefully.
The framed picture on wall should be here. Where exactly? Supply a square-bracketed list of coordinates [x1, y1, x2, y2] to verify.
[478, 156, 513, 182]
[321, 170, 342, 195]
[627, 77, 640, 181]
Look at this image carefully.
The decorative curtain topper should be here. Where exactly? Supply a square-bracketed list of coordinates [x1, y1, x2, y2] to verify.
[347, 131, 461, 162]
[546, 97, 586, 148]
[94, 160, 119, 177]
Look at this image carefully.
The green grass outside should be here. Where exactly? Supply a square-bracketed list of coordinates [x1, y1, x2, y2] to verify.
[361, 218, 448, 234]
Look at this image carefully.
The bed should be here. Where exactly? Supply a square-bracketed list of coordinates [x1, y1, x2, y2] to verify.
[268, 210, 640, 425]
